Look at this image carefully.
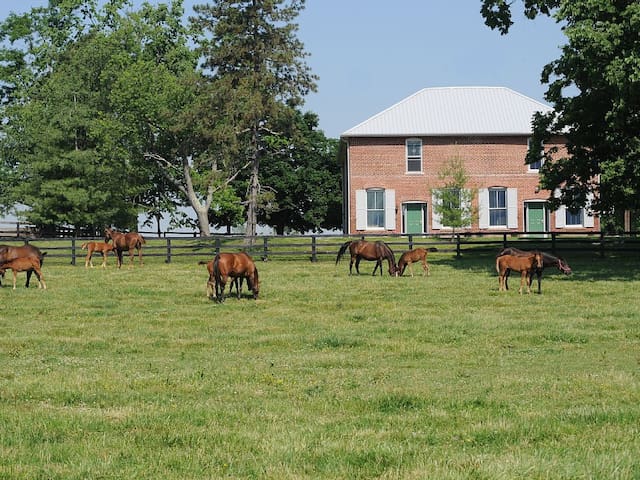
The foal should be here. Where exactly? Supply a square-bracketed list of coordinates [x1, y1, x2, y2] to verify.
[0, 257, 46, 290]
[496, 252, 543, 294]
[397, 248, 431, 277]
[81, 241, 115, 268]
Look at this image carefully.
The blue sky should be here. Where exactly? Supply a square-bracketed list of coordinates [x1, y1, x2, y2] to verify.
[0, 1, 566, 138]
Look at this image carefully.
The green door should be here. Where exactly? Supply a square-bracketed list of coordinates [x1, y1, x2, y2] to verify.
[405, 203, 424, 234]
[527, 202, 545, 233]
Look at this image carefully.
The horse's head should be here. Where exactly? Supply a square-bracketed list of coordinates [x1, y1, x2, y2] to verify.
[558, 258, 572, 275]
[534, 252, 544, 270]
[104, 228, 113, 243]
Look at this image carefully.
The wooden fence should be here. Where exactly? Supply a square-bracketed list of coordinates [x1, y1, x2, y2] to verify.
[2, 231, 640, 266]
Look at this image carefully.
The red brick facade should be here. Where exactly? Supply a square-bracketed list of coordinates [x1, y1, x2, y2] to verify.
[341, 135, 600, 234]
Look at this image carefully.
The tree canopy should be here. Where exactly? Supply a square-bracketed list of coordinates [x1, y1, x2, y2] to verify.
[0, 0, 337, 236]
[481, 0, 640, 219]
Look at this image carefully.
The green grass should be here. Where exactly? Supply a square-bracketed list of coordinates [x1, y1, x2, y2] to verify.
[1, 252, 640, 478]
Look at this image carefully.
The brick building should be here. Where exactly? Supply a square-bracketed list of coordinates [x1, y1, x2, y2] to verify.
[339, 86, 599, 235]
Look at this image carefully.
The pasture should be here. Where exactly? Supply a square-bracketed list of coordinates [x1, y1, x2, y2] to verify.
[1, 250, 640, 479]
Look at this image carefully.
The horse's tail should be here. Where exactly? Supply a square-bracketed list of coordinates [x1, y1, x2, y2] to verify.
[335, 241, 352, 265]
[251, 265, 259, 298]
[139, 234, 146, 245]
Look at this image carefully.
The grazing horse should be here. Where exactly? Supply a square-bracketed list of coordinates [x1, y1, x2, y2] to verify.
[498, 247, 572, 294]
[199, 260, 242, 299]
[397, 247, 437, 277]
[212, 252, 259, 302]
[104, 228, 145, 268]
[81, 241, 115, 268]
[335, 240, 397, 276]
[0, 256, 46, 290]
[0, 244, 46, 288]
[496, 251, 543, 294]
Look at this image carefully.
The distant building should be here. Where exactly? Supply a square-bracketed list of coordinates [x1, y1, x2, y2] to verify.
[340, 86, 598, 235]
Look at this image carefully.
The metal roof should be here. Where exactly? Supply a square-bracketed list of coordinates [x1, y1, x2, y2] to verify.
[341, 86, 553, 137]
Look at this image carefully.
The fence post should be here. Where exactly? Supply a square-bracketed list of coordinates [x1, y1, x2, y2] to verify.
[262, 237, 269, 261]
[166, 238, 172, 263]
[551, 232, 557, 254]
[311, 235, 317, 262]
[502, 233, 508, 248]
[215, 237, 221, 255]
[456, 233, 461, 258]
[71, 238, 76, 265]
[408, 234, 413, 250]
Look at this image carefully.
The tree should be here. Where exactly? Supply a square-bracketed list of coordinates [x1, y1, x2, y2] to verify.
[191, 0, 317, 240]
[481, 0, 640, 219]
[431, 157, 476, 236]
[258, 110, 341, 234]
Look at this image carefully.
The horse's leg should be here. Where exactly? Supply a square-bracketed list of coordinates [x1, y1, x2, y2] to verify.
[101, 250, 108, 268]
[372, 259, 379, 276]
[519, 271, 528, 294]
[128, 247, 135, 268]
[34, 267, 46, 289]
[408, 261, 414, 277]
[25, 269, 32, 288]
[504, 268, 511, 290]
[85, 250, 92, 268]
[12, 270, 18, 290]
[423, 258, 430, 276]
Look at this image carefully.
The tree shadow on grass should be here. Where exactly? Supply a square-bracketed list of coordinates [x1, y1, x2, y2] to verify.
[430, 250, 640, 282]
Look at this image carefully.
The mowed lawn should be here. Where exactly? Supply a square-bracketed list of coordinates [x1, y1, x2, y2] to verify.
[1, 250, 640, 479]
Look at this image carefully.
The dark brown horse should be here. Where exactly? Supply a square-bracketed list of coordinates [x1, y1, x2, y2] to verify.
[397, 247, 437, 277]
[104, 228, 145, 268]
[211, 252, 259, 302]
[335, 240, 397, 276]
[0, 256, 46, 290]
[498, 247, 572, 294]
[81, 241, 115, 268]
[0, 244, 46, 288]
[496, 251, 543, 294]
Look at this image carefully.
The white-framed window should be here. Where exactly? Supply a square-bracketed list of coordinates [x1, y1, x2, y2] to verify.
[478, 188, 518, 229]
[367, 189, 385, 228]
[406, 138, 422, 173]
[565, 208, 584, 226]
[527, 137, 543, 171]
[489, 188, 507, 227]
[355, 189, 396, 231]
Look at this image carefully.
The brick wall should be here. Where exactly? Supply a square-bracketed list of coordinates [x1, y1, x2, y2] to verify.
[344, 135, 599, 234]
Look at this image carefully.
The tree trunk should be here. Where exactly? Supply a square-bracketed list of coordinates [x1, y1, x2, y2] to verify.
[245, 127, 260, 245]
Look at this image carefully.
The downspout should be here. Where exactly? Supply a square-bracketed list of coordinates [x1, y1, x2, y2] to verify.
[341, 138, 351, 235]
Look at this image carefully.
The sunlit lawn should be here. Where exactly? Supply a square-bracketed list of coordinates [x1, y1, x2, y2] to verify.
[1, 251, 639, 478]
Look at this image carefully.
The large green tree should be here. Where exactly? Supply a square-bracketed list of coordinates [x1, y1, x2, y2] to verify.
[258, 110, 341, 234]
[481, 0, 640, 218]
[191, 0, 317, 240]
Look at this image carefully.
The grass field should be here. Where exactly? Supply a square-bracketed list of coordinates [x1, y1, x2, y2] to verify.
[1, 250, 640, 479]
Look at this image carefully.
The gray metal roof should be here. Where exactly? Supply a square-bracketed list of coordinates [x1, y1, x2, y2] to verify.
[341, 86, 553, 137]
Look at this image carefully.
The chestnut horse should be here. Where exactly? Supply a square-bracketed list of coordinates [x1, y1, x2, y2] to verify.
[498, 247, 572, 294]
[104, 228, 145, 268]
[496, 251, 543, 294]
[199, 259, 242, 300]
[397, 247, 437, 277]
[81, 241, 115, 268]
[335, 240, 397, 276]
[0, 256, 46, 290]
[0, 244, 46, 288]
[211, 252, 259, 302]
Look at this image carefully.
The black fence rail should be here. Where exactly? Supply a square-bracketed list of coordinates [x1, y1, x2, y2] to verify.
[2, 231, 640, 266]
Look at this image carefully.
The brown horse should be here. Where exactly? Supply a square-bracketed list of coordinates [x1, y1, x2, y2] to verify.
[0, 244, 46, 288]
[496, 251, 543, 294]
[104, 228, 145, 268]
[397, 247, 437, 277]
[0, 256, 46, 290]
[335, 240, 397, 276]
[498, 247, 572, 294]
[199, 259, 242, 299]
[81, 241, 115, 268]
[212, 252, 259, 302]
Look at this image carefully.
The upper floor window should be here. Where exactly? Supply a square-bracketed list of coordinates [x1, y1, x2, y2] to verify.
[406, 139, 422, 173]
[527, 137, 543, 171]
[367, 189, 385, 228]
[489, 188, 507, 226]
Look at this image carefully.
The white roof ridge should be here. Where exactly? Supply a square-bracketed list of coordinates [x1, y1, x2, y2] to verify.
[341, 86, 553, 137]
